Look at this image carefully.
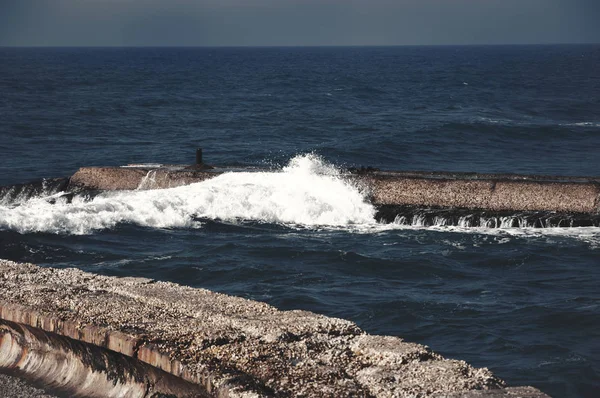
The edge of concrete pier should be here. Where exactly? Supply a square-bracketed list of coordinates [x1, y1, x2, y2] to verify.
[0, 260, 550, 397]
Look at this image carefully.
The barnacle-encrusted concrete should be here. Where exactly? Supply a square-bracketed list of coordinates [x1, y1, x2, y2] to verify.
[0, 260, 549, 398]
[68, 166, 216, 191]
[363, 171, 600, 214]
[0, 373, 58, 398]
[67, 166, 600, 214]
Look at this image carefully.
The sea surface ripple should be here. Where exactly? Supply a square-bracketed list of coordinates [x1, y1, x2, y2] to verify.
[1, 45, 599, 397]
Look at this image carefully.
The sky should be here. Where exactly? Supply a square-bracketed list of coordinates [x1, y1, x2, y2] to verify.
[0, 0, 599, 47]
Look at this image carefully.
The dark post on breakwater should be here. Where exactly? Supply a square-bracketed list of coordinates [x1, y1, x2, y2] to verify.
[197, 148, 204, 165]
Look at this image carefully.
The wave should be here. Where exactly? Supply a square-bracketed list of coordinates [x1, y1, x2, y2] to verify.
[415, 225, 600, 249]
[0, 178, 70, 207]
[1, 154, 599, 246]
[474, 118, 600, 129]
[561, 122, 600, 128]
[0, 155, 376, 235]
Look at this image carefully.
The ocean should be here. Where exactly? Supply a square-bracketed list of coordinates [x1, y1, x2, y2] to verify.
[0, 45, 599, 397]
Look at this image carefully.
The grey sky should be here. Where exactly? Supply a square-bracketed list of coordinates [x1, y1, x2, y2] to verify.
[0, 0, 599, 46]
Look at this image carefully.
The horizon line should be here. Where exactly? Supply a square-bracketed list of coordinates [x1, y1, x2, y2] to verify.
[1, 42, 599, 49]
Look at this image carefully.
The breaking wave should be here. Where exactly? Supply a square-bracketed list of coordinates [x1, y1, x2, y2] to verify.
[1, 154, 599, 246]
[0, 155, 376, 235]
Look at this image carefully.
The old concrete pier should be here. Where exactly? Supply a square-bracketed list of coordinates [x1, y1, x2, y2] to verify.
[0, 260, 549, 398]
[66, 165, 600, 219]
[362, 170, 600, 214]
[68, 166, 216, 191]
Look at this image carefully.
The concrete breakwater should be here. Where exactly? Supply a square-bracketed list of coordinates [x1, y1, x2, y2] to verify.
[0, 260, 550, 398]
[2, 163, 599, 229]
[363, 170, 600, 214]
[68, 166, 216, 192]
[64, 165, 600, 222]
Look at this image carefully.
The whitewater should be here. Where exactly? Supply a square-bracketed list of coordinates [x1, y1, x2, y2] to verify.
[2, 46, 600, 397]
[1, 154, 599, 248]
[0, 155, 376, 235]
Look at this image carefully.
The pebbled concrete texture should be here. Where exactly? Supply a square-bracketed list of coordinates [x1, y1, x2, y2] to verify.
[0, 373, 59, 398]
[362, 171, 599, 214]
[0, 260, 550, 398]
[68, 167, 216, 191]
[364, 174, 600, 214]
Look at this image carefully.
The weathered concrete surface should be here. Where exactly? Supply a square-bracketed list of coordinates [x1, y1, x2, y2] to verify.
[68, 167, 216, 191]
[0, 260, 549, 398]
[0, 319, 206, 398]
[0, 373, 59, 398]
[66, 166, 600, 215]
[363, 172, 600, 214]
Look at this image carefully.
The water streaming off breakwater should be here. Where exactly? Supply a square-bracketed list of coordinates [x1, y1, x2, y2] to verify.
[1, 46, 599, 397]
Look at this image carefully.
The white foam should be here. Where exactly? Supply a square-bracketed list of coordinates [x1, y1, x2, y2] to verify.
[0, 154, 376, 235]
[2, 154, 600, 247]
[121, 163, 163, 168]
[351, 222, 600, 248]
[561, 122, 600, 128]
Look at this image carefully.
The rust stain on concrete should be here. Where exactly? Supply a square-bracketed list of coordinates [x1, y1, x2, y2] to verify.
[0, 318, 205, 398]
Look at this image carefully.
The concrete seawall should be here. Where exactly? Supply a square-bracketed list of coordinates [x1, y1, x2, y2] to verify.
[0, 318, 204, 398]
[363, 171, 600, 226]
[0, 260, 549, 398]
[363, 171, 600, 214]
[68, 167, 216, 191]
[67, 166, 600, 215]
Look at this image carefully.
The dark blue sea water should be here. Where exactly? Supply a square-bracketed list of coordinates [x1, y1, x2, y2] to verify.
[1, 46, 599, 397]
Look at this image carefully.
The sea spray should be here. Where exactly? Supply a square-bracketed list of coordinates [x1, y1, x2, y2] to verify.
[2, 154, 599, 246]
[194, 154, 376, 226]
[0, 155, 377, 235]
